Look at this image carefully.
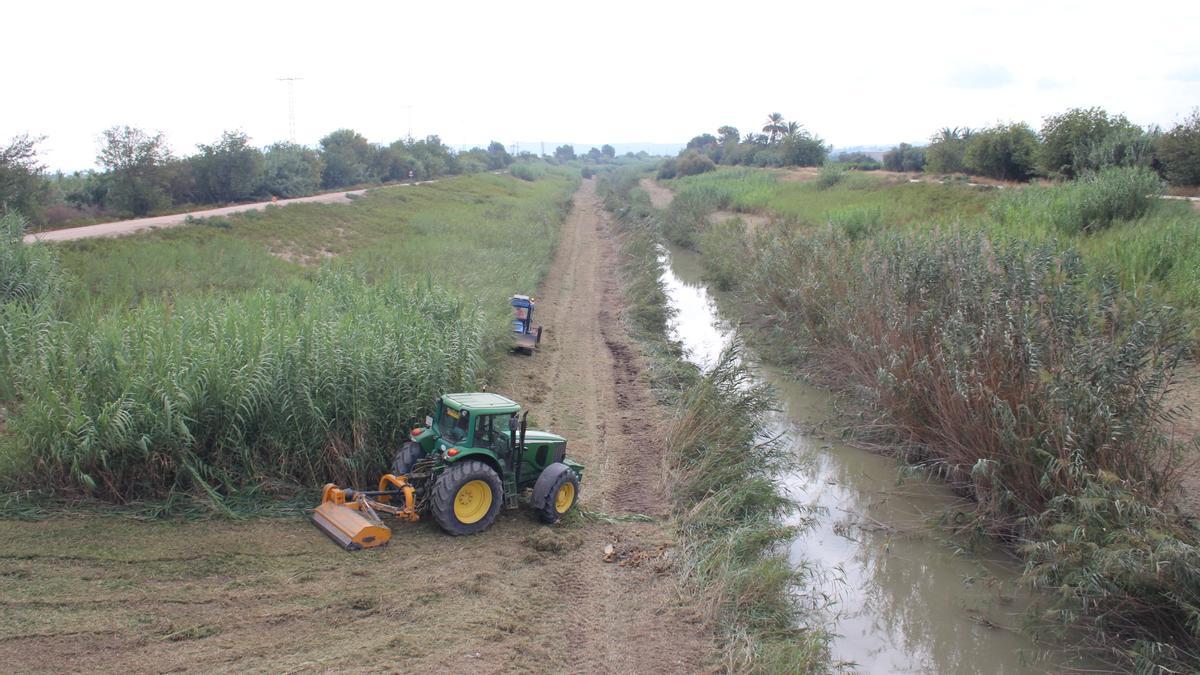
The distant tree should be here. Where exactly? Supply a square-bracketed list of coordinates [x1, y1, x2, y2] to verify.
[191, 130, 265, 203]
[485, 141, 512, 170]
[925, 127, 972, 174]
[57, 170, 108, 210]
[836, 151, 879, 164]
[675, 151, 715, 176]
[97, 125, 173, 216]
[784, 121, 803, 139]
[762, 112, 786, 144]
[779, 128, 828, 167]
[554, 144, 576, 161]
[883, 143, 926, 172]
[1038, 107, 1137, 179]
[586, 147, 603, 161]
[964, 123, 1038, 181]
[717, 126, 740, 145]
[1077, 125, 1159, 174]
[1159, 108, 1200, 186]
[262, 142, 323, 197]
[601, 144, 615, 159]
[408, 135, 456, 178]
[686, 133, 718, 151]
[0, 134, 51, 221]
[319, 129, 375, 188]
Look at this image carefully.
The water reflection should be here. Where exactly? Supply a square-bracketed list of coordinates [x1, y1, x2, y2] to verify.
[660, 244, 1094, 673]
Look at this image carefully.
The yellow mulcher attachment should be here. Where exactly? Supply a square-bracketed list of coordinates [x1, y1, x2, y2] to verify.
[311, 474, 420, 551]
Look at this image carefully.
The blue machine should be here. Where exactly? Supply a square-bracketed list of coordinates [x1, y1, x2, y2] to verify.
[511, 295, 543, 353]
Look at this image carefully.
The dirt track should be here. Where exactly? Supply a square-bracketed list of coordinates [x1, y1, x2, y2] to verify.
[0, 179, 714, 672]
[22, 182, 436, 244]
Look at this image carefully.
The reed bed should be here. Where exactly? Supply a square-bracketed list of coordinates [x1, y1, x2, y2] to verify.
[2, 271, 485, 505]
[676, 183, 1200, 665]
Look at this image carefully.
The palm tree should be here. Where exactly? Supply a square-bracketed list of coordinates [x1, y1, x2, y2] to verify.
[762, 113, 786, 144]
[784, 121, 803, 140]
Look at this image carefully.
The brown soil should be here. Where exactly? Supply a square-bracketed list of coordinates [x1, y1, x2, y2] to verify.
[709, 210, 769, 233]
[638, 178, 674, 210]
[1167, 361, 1200, 516]
[23, 182, 438, 244]
[0, 179, 715, 673]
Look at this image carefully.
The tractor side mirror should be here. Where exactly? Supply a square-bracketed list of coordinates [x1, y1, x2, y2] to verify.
[508, 415, 519, 432]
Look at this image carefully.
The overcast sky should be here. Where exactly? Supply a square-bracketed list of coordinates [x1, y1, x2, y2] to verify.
[7, 0, 1200, 171]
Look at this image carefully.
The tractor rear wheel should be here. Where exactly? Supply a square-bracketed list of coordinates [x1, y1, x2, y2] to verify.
[430, 460, 503, 536]
[532, 463, 580, 524]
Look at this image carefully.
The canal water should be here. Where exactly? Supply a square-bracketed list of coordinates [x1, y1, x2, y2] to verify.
[660, 244, 1097, 673]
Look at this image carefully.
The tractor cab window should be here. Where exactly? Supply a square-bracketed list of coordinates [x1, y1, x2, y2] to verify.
[477, 414, 515, 451]
[437, 406, 469, 443]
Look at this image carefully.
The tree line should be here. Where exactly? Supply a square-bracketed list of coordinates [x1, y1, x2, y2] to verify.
[0, 127, 521, 225]
[877, 106, 1200, 186]
[660, 113, 830, 178]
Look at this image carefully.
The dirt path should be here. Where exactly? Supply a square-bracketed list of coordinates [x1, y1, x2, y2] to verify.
[0, 179, 714, 673]
[22, 181, 437, 244]
[638, 178, 674, 210]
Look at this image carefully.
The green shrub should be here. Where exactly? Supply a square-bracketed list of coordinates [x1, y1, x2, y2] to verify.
[824, 205, 881, 240]
[882, 143, 926, 172]
[676, 151, 716, 177]
[580, 166, 594, 179]
[990, 166, 1164, 234]
[813, 163, 845, 190]
[0, 213, 63, 309]
[963, 122, 1038, 181]
[925, 127, 971, 174]
[697, 217, 750, 291]
[657, 159, 677, 180]
[1159, 108, 1200, 187]
[661, 185, 730, 248]
[509, 162, 543, 181]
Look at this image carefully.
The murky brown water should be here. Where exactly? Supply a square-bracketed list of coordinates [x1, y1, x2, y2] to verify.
[661, 244, 1101, 673]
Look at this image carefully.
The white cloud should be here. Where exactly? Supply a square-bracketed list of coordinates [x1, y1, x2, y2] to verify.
[5, 0, 1200, 170]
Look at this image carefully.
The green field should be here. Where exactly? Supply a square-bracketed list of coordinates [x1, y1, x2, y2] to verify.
[667, 167, 1200, 316]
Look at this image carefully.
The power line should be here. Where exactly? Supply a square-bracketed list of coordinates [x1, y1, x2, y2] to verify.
[277, 77, 303, 143]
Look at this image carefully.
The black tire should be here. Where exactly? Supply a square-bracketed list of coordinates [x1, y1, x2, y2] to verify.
[430, 460, 503, 536]
[535, 325, 543, 345]
[532, 463, 580, 524]
[391, 441, 424, 476]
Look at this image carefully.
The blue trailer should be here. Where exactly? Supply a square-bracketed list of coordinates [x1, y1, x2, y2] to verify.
[511, 295, 543, 353]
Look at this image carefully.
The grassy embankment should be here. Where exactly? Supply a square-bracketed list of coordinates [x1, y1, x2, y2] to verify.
[595, 168, 832, 673]
[661, 166, 1200, 669]
[0, 170, 578, 513]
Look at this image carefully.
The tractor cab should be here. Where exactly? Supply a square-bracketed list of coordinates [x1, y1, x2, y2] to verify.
[511, 295, 543, 353]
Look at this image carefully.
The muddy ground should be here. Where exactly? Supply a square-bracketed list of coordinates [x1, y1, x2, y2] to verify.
[0, 180, 716, 673]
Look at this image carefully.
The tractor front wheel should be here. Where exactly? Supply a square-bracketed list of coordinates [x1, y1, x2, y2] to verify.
[532, 463, 580, 524]
[430, 460, 503, 536]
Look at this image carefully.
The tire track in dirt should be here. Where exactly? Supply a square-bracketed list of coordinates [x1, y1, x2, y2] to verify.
[486, 178, 708, 671]
[0, 178, 714, 674]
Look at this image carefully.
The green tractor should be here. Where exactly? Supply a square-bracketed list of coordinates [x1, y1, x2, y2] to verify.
[313, 392, 583, 548]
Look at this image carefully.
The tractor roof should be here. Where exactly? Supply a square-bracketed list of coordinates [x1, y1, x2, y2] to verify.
[442, 392, 521, 414]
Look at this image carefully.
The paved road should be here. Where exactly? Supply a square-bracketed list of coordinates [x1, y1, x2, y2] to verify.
[23, 181, 437, 244]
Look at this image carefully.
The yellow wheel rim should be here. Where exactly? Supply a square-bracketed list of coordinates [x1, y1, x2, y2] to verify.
[555, 482, 575, 514]
[453, 480, 492, 524]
